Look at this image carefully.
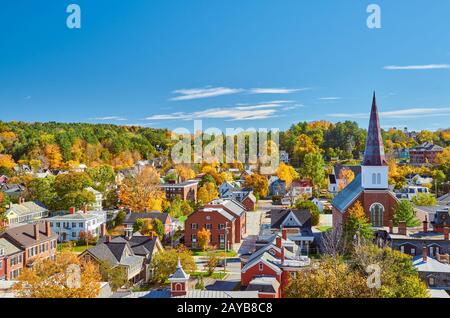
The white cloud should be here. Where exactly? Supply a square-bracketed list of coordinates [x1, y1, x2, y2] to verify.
[145, 100, 298, 121]
[91, 116, 127, 121]
[248, 88, 310, 94]
[383, 64, 450, 70]
[328, 107, 450, 119]
[170, 87, 244, 101]
[170, 86, 308, 101]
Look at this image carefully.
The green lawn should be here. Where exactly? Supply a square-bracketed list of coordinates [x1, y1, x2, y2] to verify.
[190, 271, 228, 280]
[57, 242, 94, 254]
[316, 225, 332, 232]
[192, 250, 237, 257]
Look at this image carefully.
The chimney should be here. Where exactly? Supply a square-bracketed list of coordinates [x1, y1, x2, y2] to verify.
[106, 235, 111, 243]
[423, 216, 428, 233]
[280, 247, 285, 265]
[45, 221, 52, 236]
[100, 223, 107, 237]
[282, 228, 288, 240]
[276, 236, 282, 249]
[398, 221, 407, 236]
[388, 220, 393, 234]
[69, 207, 76, 214]
[422, 246, 428, 263]
[34, 223, 40, 241]
[444, 228, 449, 241]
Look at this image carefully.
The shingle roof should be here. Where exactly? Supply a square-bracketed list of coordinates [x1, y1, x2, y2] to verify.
[199, 208, 236, 221]
[208, 198, 246, 217]
[123, 212, 170, 225]
[0, 238, 21, 256]
[2, 222, 57, 247]
[331, 173, 363, 213]
[413, 256, 450, 273]
[270, 209, 312, 230]
[5, 201, 48, 217]
[410, 142, 444, 152]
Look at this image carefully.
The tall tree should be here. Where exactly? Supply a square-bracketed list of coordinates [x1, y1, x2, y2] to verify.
[300, 153, 325, 188]
[394, 200, 420, 227]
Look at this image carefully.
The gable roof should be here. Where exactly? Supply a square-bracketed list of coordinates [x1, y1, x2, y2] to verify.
[97, 235, 161, 258]
[413, 256, 450, 273]
[246, 277, 280, 294]
[270, 209, 312, 230]
[331, 173, 363, 213]
[207, 198, 246, 217]
[241, 251, 282, 274]
[2, 222, 57, 247]
[123, 212, 170, 225]
[198, 208, 236, 222]
[0, 238, 21, 256]
[5, 201, 48, 217]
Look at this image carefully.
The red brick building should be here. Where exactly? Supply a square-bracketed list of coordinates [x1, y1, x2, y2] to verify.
[241, 232, 310, 298]
[0, 238, 24, 280]
[1, 221, 58, 268]
[160, 180, 199, 202]
[184, 206, 236, 250]
[332, 94, 398, 228]
[409, 142, 444, 166]
[204, 199, 247, 243]
[241, 192, 257, 211]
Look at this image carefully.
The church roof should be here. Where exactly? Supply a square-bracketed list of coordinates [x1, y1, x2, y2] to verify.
[363, 93, 387, 166]
[169, 258, 190, 281]
[331, 174, 363, 213]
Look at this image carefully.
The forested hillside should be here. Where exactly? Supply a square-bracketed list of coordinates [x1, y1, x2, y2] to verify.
[0, 121, 172, 171]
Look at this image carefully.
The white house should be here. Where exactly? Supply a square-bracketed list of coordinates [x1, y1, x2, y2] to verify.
[85, 187, 103, 211]
[4, 199, 49, 226]
[48, 209, 107, 242]
[395, 185, 430, 201]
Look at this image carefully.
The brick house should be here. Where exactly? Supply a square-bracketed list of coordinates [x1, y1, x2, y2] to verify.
[160, 180, 199, 202]
[1, 221, 58, 268]
[332, 94, 398, 228]
[241, 192, 257, 211]
[0, 238, 24, 280]
[409, 142, 444, 166]
[204, 198, 247, 243]
[240, 231, 310, 298]
[184, 207, 236, 250]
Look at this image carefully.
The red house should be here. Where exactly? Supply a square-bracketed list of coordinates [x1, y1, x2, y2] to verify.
[204, 199, 247, 243]
[184, 206, 236, 250]
[240, 230, 310, 298]
[0, 238, 25, 280]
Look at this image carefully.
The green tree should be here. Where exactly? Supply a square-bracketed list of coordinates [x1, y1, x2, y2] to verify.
[343, 201, 374, 245]
[412, 193, 437, 207]
[294, 200, 320, 226]
[300, 153, 325, 188]
[394, 200, 420, 227]
[27, 176, 57, 209]
[99, 261, 128, 292]
[153, 218, 165, 241]
[151, 246, 196, 283]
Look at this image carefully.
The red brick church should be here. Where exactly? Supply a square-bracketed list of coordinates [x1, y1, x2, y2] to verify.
[332, 93, 399, 228]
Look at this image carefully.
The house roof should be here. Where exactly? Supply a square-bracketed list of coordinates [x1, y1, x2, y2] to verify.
[243, 192, 257, 203]
[2, 222, 57, 247]
[270, 209, 312, 231]
[5, 201, 48, 217]
[198, 208, 236, 221]
[410, 142, 444, 152]
[438, 193, 450, 204]
[126, 290, 259, 298]
[331, 173, 363, 213]
[207, 198, 246, 217]
[413, 256, 450, 273]
[246, 277, 280, 294]
[123, 212, 170, 225]
[292, 180, 313, 188]
[160, 180, 199, 188]
[363, 93, 387, 166]
[241, 251, 282, 274]
[84, 239, 145, 268]
[97, 235, 161, 258]
[0, 238, 21, 256]
[48, 211, 105, 221]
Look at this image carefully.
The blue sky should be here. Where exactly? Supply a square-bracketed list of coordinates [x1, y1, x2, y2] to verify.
[1, 0, 450, 132]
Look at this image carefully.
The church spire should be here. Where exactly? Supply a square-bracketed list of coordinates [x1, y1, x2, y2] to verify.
[363, 92, 387, 166]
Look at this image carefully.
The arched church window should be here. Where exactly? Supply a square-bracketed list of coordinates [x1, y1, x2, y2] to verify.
[370, 203, 384, 227]
[372, 173, 377, 184]
[377, 173, 381, 184]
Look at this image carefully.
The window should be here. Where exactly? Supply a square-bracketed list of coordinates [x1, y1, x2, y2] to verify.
[219, 224, 225, 230]
[56, 222, 60, 227]
[191, 223, 198, 230]
[372, 173, 377, 184]
[72, 222, 76, 228]
[370, 203, 384, 227]
[400, 246, 405, 253]
[377, 173, 381, 184]
[259, 263, 264, 271]
[411, 248, 416, 255]
[191, 234, 197, 242]
[205, 224, 212, 230]
[428, 277, 435, 287]
[79, 223, 83, 228]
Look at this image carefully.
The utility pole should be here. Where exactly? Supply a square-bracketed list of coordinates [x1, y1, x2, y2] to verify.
[223, 222, 231, 273]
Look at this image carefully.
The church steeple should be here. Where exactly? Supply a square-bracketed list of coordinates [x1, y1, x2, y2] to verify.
[363, 92, 387, 166]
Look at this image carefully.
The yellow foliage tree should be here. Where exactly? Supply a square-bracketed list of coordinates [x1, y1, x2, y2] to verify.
[44, 144, 63, 169]
[276, 163, 299, 187]
[338, 168, 355, 191]
[119, 166, 166, 212]
[175, 164, 196, 182]
[13, 251, 101, 298]
[0, 154, 16, 170]
[197, 182, 219, 204]
[197, 228, 211, 251]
